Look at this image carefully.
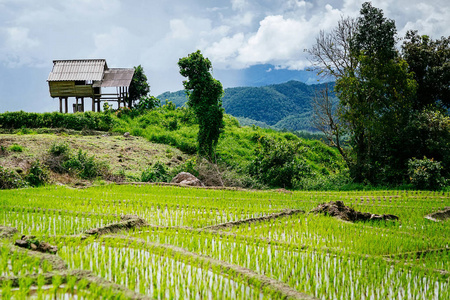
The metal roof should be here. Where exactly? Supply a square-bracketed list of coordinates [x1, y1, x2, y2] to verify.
[93, 68, 134, 88]
[47, 59, 107, 81]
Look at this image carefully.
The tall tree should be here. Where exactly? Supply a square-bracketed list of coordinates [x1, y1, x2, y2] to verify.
[178, 50, 224, 160]
[128, 65, 150, 107]
[336, 2, 416, 183]
[402, 31, 450, 110]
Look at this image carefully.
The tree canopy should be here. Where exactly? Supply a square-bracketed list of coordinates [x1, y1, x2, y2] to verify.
[178, 50, 224, 160]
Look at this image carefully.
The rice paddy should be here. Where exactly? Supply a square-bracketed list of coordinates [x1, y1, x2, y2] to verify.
[1, 184, 449, 299]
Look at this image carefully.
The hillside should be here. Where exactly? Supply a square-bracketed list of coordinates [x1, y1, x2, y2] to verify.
[158, 80, 335, 132]
[0, 109, 347, 189]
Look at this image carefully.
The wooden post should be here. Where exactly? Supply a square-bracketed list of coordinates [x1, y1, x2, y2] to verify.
[75, 98, 79, 113]
[59, 98, 62, 113]
[64, 98, 68, 113]
[81, 97, 85, 112]
[92, 98, 95, 112]
[97, 99, 101, 112]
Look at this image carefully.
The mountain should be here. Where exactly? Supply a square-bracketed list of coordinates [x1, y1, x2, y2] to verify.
[157, 80, 335, 132]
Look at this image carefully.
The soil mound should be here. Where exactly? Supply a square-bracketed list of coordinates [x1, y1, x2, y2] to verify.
[425, 207, 450, 222]
[0, 226, 19, 239]
[14, 235, 58, 254]
[310, 201, 399, 222]
[171, 172, 204, 186]
[85, 215, 147, 236]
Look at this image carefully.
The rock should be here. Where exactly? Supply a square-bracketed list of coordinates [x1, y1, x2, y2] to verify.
[15, 239, 28, 248]
[310, 201, 399, 222]
[14, 236, 58, 254]
[123, 132, 130, 137]
[171, 172, 204, 187]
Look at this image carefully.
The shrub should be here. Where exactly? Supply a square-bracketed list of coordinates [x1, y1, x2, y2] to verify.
[408, 157, 446, 190]
[61, 150, 107, 179]
[8, 144, 24, 152]
[249, 136, 311, 188]
[25, 160, 50, 187]
[141, 162, 170, 182]
[49, 142, 70, 157]
[0, 167, 27, 189]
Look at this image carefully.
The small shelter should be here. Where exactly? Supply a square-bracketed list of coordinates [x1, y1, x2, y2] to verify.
[47, 59, 134, 113]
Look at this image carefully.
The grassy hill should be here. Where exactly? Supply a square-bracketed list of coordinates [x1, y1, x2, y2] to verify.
[0, 109, 347, 189]
[158, 80, 335, 132]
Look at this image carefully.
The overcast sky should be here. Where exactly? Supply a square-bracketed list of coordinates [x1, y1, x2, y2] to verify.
[0, 0, 449, 112]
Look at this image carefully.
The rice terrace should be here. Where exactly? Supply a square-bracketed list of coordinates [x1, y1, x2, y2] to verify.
[1, 184, 449, 299]
[1, 0, 450, 299]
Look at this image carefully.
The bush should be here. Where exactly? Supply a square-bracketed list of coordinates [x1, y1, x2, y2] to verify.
[49, 142, 70, 156]
[8, 144, 24, 152]
[249, 136, 311, 188]
[62, 150, 107, 179]
[141, 162, 170, 182]
[0, 167, 27, 189]
[25, 160, 50, 187]
[408, 157, 446, 190]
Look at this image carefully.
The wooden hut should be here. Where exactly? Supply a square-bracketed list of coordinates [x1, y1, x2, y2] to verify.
[47, 59, 134, 113]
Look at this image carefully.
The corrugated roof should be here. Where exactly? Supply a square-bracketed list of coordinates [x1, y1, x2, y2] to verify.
[93, 68, 134, 87]
[47, 59, 107, 81]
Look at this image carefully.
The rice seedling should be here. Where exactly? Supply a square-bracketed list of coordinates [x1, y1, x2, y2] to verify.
[1, 185, 449, 299]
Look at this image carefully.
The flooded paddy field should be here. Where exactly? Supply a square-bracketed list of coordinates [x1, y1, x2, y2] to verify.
[1, 185, 449, 299]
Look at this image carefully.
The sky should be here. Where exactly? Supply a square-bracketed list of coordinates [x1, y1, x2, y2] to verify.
[0, 0, 449, 112]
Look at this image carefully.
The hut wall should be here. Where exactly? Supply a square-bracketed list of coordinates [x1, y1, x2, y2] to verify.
[49, 81, 94, 98]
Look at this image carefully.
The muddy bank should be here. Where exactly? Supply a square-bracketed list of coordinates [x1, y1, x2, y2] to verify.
[203, 209, 305, 230]
[0, 225, 18, 239]
[310, 201, 398, 222]
[425, 207, 450, 222]
[85, 215, 147, 236]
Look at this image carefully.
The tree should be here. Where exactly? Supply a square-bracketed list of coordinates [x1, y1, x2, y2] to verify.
[310, 2, 417, 184]
[335, 2, 416, 183]
[402, 31, 450, 110]
[128, 65, 150, 108]
[178, 50, 224, 160]
[311, 84, 349, 166]
[308, 16, 357, 79]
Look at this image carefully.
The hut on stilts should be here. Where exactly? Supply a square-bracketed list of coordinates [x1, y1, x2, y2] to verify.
[47, 59, 134, 113]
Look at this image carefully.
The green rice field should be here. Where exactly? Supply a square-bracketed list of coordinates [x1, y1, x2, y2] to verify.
[1, 184, 449, 299]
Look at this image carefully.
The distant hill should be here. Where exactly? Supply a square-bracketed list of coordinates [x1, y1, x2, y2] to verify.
[158, 80, 335, 132]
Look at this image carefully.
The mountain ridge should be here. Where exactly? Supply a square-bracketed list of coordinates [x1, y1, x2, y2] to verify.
[157, 80, 335, 132]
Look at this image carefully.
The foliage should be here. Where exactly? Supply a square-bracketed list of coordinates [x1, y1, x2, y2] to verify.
[141, 162, 170, 183]
[61, 149, 107, 179]
[49, 142, 70, 157]
[249, 136, 311, 188]
[128, 65, 150, 107]
[408, 157, 445, 190]
[404, 109, 450, 178]
[135, 96, 160, 112]
[0, 166, 27, 189]
[178, 50, 224, 160]
[25, 160, 50, 187]
[8, 144, 24, 152]
[0, 111, 114, 131]
[402, 31, 450, 109]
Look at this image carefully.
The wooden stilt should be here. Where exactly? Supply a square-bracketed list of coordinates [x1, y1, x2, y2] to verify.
[97, 99, 101, 112]
[92, 98, 95, 112]
[75, 98, 79, 113]
[59, 98, 62, 113]
[81, 98, 85, 112]
[64, 98, 68, 113]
